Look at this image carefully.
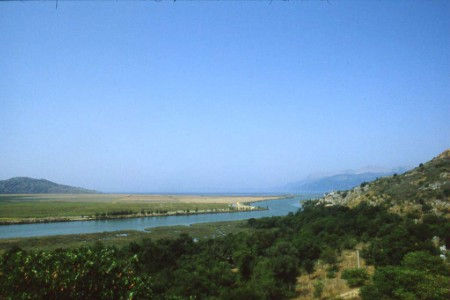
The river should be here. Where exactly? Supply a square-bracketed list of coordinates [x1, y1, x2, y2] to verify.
[0, 195, 311, 239]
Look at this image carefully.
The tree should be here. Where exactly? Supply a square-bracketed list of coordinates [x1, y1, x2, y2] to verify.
[303, 259, 315, 276]
[250, 258, 289, 299]
[401, 251, 449, 276]
[320, 247, 338, 265]
[361, 251, 450, 300]
[341, 268, 369, 287]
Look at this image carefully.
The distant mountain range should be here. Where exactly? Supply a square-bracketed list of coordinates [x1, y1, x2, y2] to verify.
[0, 177, 98, 194]
[317, 149, 450, 216]
[284, 167, 408, 193]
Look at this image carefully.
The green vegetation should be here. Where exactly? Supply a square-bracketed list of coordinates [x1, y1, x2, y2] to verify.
[361, 251, 449, 299]
[0, 246, 152, 299]
[341, 268, 369, 287]
[319, 149, 450, 218]
[0, 201, 232, 224]
[0, 193, 272, 224]
[367, 151, 450, 216]
[0, 201, 229, 218]
[0, 221, 252, 253]
[313, 280, 324, 298]
[0, 151, 448, 299]
[0, 231, 151, 253]
[1, 202, 448, 299]
[0, 177, 97, 194]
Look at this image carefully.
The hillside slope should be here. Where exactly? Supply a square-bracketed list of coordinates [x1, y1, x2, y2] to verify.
[284, 170, 403, 193]
[0, 177, 98, 194]
[318, 149, 450, 218]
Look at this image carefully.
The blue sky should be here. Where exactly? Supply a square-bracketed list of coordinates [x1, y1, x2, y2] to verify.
[1, 1, 449, 192]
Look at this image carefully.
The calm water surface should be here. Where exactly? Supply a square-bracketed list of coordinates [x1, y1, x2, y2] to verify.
[0, 195, 310, 239]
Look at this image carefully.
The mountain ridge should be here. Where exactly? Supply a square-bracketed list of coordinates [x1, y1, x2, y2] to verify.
[284, 167, 407, 193]
[317, 149, 450, 218]
[0, 177, 98, 194]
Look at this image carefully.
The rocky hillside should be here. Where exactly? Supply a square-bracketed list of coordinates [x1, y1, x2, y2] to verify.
[0, 177, 98, 194]
[318, 149, 450, 218]
[284, 169, 405, 193]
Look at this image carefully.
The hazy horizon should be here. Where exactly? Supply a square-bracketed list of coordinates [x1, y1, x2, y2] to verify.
[0, 164, 413, 194]
[1, 1, 449, 193]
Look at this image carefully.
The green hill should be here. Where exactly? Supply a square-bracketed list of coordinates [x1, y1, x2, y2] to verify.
[318, 149, 450, 218]
[0, 177, 98, 194]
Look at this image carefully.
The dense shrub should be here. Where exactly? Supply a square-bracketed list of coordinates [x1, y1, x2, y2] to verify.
[341, 268, 369, 287]
[313, 280, 324, 298]
[0, 246, 152, 299]
[1, 203, 447, 299]
[361, 251, 449, 300]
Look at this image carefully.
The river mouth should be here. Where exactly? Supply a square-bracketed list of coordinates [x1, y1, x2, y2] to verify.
[0, 195, 315, 239]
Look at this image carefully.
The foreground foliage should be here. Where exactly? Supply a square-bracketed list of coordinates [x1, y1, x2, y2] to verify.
[1, 202, 448, 299]
[341, 268, 369, 287]
[361, 251, 449, 299]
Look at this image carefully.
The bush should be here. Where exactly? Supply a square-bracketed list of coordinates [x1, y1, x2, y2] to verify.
[326, 269, 336, 278]
[320, 247, 338, 265]
[361, 259, 449, 300]
[2, 203, 446, 299]
[0, 246, 153, 299]
[326, 264, 339, 278]
[341, 268, 369, 287]
[313, 280, 324, 298]
[401, 251, 449, 276]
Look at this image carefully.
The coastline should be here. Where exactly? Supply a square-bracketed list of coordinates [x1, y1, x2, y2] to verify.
[0, 203, 266, 226]
[0, 194, 292, 226]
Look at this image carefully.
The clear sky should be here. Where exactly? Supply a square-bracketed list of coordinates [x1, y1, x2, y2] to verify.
[1, 1, 449, 192]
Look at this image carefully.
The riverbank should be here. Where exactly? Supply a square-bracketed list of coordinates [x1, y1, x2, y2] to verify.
[0, 196, 306, 239]
[0, 220, 253, 253]
[0, 204, 265, 225]
[0, 193, 288, 225]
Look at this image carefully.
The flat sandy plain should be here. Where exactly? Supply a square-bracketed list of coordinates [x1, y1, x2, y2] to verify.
[0, 194, 280, 203]
[0, 194, 283, 224]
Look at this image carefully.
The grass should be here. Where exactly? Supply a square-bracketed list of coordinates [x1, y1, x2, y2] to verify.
[0, 193, 283, 224]
[0, 201, 229, 219]
[294, 247, 374, 300]
[0, 220, 252, 253]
